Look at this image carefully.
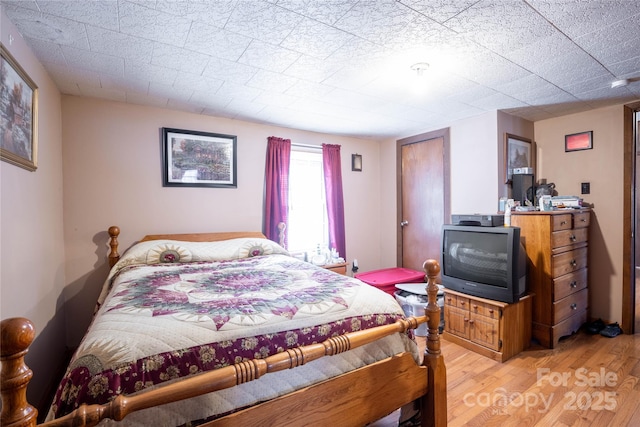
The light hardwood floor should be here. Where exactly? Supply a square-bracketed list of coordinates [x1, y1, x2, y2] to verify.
[370, 330, 640, 426]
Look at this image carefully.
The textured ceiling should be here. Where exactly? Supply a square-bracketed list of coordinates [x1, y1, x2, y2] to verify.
[2, 0, 640, 139]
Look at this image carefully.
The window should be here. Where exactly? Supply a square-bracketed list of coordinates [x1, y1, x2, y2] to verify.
[287, 148, 329, 254]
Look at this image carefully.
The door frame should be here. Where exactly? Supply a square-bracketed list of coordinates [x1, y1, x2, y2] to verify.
[623, 100, 640, 334]
[396, 127, 451, 267]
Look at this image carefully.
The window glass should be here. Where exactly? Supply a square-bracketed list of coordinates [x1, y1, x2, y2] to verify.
[288, 149, 328, 254]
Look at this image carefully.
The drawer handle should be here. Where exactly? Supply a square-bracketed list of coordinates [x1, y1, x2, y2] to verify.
[464, 317, 469, 322]
[468, 319, 474, 324]
[570, 281, 577, 288]
[460, 301, 466, 306]
[488, 309, 494, 314]
[561, 220, 567, 225]
[571, 303, 578, 310]
[570, 234, 577, 241]
[580, 218, 587, 222]
[570, 260, 577, 267]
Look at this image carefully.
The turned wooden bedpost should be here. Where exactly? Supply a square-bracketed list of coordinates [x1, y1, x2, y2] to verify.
[422, 259, 447, 427]
[108, 226, 120, 268]
[1, 317, 37, 427]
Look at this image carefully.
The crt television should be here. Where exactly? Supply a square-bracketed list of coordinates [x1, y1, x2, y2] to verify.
[440, 224, 527, 303]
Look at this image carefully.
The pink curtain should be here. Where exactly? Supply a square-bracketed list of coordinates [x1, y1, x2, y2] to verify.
[322, 144, 346, 259]
[264, 136, 291, 246]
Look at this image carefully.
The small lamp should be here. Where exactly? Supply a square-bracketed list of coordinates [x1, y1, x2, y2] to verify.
[352, 154, 362, 172]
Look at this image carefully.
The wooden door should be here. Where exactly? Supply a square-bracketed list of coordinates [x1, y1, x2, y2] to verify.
[397, 128, 450, 272]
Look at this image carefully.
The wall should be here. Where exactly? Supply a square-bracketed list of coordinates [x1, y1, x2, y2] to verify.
[534, 105, 625, 323]
[449, 111, 499, 214]
[379, 111, 526, 266]
[61, 96, 383, 345]
[497, 110, 535, 199]
[0, 8, 66, 412]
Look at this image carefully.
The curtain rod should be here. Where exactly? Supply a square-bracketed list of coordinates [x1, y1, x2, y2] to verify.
[292, 143, 322, 150]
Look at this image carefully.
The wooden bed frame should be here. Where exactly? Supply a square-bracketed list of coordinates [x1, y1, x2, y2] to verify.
[1, 227, 447, 427]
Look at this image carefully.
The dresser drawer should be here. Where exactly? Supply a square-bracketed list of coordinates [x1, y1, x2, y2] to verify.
[553, 269, 588, 301]
[551, 227, 588, 248]
[444, 293, 456, 307]
[444, 292, 470, 310]
[552, 247, 588, 278]
[469, 300, 500, 319]
[554, 288, 588, 323]
[552, 214, 573, 231]
[573, 212, 590, 229]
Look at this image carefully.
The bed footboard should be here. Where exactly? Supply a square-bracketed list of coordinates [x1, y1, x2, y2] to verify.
[1, 259, 446, 427]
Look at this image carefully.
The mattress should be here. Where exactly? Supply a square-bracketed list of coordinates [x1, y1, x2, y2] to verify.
[46, 237, 418, 426]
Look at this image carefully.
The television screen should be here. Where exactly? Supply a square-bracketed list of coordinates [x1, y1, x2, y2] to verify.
[441, 225, 526, 303]
[443, 229, 509, 288]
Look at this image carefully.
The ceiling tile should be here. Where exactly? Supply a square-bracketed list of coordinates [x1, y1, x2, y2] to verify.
[528, 0, 640, 39]
[4, 4, 89, 48]
[118, 1, 192, 48]
[238, 40, 301, 73]
[247, 69, 299, 93]
[201, 58, 258, 85]
[124, 59, 178, 85]
[224, 1, 304, 44]
[398, 0, 479, 24]
[87, 26, 155, 63]
[36, 0, 119, 31]
[275, 0, 358, 26]
[151, 43, 211, 75]
[184, 21, 252, 61]
[444, 0, 556, 54]
[2, 0, 638, 140]
[61, 45, 124, 76]
[334, 0, 416, 45]
[155, 0, 237, 28]
[280, 17, 355, 59]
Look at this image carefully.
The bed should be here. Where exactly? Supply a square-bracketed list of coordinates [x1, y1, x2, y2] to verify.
[1, 227, 447, 427]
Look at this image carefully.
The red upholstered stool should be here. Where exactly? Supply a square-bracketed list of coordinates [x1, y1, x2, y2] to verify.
[354, 267, 424, 296]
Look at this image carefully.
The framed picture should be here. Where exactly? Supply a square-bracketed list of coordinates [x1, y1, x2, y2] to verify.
[351, 153, 362, 171]
[162, 127, 237, 188]
[565, 131, 593, 152]
[504, 133, 535, 184]
[1, 44, 38, 171]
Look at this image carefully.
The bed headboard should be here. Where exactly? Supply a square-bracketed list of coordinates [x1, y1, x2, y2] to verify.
[140, 231, 267, 242]
[107, 226, 268, 268]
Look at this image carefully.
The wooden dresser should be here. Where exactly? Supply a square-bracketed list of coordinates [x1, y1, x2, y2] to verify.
[511, 208, 590, 348]
[322, 262, 348, 275]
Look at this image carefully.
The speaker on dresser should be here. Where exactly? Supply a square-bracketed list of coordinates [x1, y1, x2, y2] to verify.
[512, 173, 535, 206]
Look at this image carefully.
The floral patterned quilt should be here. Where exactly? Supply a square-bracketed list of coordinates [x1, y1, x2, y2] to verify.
[47, 238, 415, 426]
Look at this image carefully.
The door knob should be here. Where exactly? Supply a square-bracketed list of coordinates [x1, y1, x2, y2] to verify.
[400, 220, 409, 227]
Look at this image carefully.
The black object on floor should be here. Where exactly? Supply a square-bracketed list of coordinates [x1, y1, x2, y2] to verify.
[585, 318, 605, 334]
[600, 322, 622, 338]
[398, 410, 421, 427]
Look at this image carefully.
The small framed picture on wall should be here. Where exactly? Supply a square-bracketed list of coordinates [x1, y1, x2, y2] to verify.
[504, 133, 535, 184]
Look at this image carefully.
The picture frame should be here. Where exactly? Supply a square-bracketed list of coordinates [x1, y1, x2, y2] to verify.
[504, 133, 535, 184]
[352, 153, 362, 171]
[1, 43, 38, 172]
[565, 131, 593, 152]
[162, 127, 237, 188]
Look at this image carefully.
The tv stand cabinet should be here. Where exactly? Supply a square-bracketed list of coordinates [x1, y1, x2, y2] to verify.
[443, 289, 532, 362]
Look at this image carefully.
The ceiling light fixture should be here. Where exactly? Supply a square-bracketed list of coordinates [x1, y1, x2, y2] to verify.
[611, 79, 629, 88]
[410, 62, 430, 76]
